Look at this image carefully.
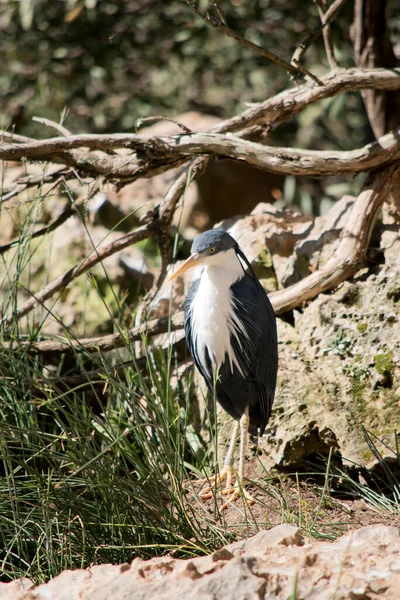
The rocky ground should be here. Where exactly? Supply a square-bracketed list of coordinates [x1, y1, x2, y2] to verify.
[3, 524, 400, 599]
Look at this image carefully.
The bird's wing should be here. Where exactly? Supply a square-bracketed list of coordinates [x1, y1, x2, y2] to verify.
[229, 274, 278, 433]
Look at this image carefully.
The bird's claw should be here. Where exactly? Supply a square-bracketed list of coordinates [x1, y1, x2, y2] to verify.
[221, 485, 256, 510]
[198, 465, 234, 498]
[197, 467, 256, 509]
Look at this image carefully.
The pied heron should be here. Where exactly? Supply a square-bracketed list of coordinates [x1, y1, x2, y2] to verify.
[170, 229, 278, 506]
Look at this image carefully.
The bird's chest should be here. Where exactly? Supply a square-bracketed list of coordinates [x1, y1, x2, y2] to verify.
[190, 273, 240, 372]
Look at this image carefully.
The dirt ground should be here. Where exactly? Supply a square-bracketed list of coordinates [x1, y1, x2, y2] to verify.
[185, 455, 400, 541]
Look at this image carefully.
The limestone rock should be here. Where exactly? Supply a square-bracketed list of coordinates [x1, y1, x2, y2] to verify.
[259, 255, 400, 472]
[3, 525, 400, 600]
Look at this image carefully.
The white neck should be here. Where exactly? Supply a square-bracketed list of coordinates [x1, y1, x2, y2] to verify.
[190, 248, 247, 375]
[200, 247, 244, 288]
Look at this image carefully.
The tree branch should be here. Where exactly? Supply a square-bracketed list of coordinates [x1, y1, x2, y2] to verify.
[292, 0, 348, 66]
[214, 67, 400, 134]
[269, 166, 397, 313]
[4, 312, 185, 357]
[314, 0, 339, 69]
[1, 124, 400, 180]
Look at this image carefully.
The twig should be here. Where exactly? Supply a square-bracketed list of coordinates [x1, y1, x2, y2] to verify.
[136, 116, 192, 134]
[0, 131, 34, 144]
[315, 0, 339, 69]
[32, 116, 72, 137]
[291, 0, 348, 66]
[186, 0, 306, 81]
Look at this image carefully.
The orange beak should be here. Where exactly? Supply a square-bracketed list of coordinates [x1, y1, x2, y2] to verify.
[169, 253, 204, 281]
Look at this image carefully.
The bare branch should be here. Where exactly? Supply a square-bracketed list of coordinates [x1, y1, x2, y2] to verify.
[32, 116, 72, 137]
[136, 116, 192, 134]
[0, 131, 34, 144]
[214, 67, 400, 133]
[4, 312, 185, 356]
[158, 127, 400, 176]
[315, 0, 339, 69]
[292, 0, 348, 66]
[1, 125, 400, 180]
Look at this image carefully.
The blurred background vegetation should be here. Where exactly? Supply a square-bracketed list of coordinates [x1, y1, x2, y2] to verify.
[0, 0, 386, 141]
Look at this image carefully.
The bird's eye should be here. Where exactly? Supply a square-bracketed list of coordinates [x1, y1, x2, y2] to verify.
[209, 247, 216, 253]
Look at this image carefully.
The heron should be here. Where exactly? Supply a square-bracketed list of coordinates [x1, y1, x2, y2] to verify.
[170, 229, 278, 506]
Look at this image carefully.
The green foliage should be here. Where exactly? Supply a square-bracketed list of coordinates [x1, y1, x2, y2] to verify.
[374, 351, 394, 377]
[0, 0, 362, 147]
[0, 341, 232, 583]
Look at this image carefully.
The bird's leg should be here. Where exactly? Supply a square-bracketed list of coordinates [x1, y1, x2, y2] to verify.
[198, 420, 240, 499]
[221, 406, 256, 509]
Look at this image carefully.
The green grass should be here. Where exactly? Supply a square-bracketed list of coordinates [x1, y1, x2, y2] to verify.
[0, 342, 236, 582]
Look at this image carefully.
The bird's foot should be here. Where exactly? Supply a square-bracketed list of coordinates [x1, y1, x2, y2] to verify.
[197, 466, 235, 499]
[197, 469, 256, 509]
[221, 484, 256, 510]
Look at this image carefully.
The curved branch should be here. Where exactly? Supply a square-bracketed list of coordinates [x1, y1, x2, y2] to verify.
[215, 67, 400, 134]
[1, 126, 400, 179]
[4, 312, 185, 357]
[149, 128, 400, 177]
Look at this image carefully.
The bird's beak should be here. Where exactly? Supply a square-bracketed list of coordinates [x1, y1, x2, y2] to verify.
[169, 253, 204, 281]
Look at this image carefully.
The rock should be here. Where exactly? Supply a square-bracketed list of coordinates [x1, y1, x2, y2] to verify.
[282, 194, 354, 286]
[258, 253, 400, 472]
[3, 525, 400, 599]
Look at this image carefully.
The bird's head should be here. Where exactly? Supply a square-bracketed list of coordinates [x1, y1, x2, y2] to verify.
[169, 229, 239, 280]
